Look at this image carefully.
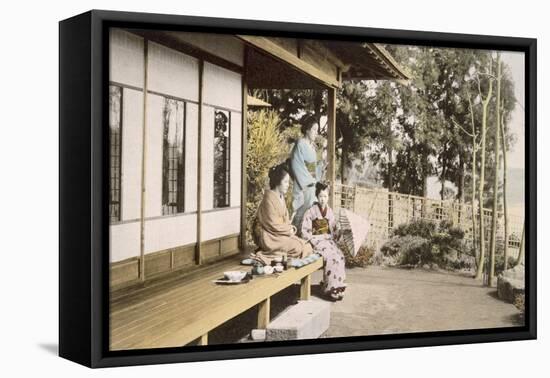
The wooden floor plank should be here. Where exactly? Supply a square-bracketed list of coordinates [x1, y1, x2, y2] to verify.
[110, 259, 239, 311]
[110, 263, 241, 328]
[110, 273, 243, 339]
[137, 261, 322, 349]
[109, 258, 322, 350]
[110, 262, 245, 328]
[111, 271, 266, 347]
[110, 261, 247, 342]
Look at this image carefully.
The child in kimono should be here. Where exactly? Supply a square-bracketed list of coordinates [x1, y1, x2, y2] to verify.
[301, 182, 346, 301]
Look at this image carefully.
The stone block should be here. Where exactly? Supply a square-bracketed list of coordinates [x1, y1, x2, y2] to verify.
[497, 265, 525, 303]
[250, 329, 266, 341]
[266, 300, 330, 341]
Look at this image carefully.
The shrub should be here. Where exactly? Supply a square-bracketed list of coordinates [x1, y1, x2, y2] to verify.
[344, 244, 375, 268]
[514, 293, 525, 315]
[381, 235, 432, 266]
[494, 253, 516, 276]
[399, 236, 434, 266]
[378, 219, 471, 270]
[393, 219, 436, 239]
[379, 236, 405, 257]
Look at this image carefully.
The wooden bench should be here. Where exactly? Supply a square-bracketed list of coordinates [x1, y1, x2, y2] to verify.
[109, 256, 323, 350]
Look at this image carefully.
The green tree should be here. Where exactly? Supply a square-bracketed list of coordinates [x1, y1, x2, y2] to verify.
[488, 54, 502, 286]
[250, 89, 325, 132]
[337, 81, 395, 185]
[250, 44, 517, 216]
[384, 46, 443, 197]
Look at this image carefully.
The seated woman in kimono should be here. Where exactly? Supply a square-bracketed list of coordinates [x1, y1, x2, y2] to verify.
[301, 182, 346, 301]
[252, 164, 313, 265]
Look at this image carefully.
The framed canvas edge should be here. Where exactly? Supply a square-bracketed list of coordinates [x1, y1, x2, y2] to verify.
[59, 10, 94, 368]
[58, 9, 537, 369]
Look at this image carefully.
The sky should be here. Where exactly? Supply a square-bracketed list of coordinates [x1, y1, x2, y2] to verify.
[500, 51, 525, 169]
[501, 51, 525, 215]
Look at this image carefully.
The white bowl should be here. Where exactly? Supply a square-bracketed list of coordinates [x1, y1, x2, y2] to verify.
[223, 271, 247, 282]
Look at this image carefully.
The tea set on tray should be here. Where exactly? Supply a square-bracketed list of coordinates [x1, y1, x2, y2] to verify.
[213, 254, 321, 285]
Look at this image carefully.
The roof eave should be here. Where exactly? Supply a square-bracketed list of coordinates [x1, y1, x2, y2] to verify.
[364, 43, 411, 81]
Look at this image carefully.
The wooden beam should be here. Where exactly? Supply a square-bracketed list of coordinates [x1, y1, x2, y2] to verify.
[306, 40, 347, 70]
[130, 30, 244, 75]
[257, 297, 270, 329]
[238, 35, 340, 88]
[240, 47, 248, 250]
[300, 274, 311, 300]
[195, 60, 204, 265]
[139, 40, 149, 281]
[110, 257, 140, 289]
[365, 43, 411, 81]
[327, 87, 337, 208]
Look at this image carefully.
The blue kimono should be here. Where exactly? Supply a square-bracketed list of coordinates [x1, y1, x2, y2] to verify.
[290, 138, 322, 233]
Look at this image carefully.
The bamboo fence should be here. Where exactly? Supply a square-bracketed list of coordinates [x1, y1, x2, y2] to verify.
[334, 184, 524, 255]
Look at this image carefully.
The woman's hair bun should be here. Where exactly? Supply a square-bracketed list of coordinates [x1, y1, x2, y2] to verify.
[315, 181, 329, 197]
[300, 115, 319, 136]
[268, 163, 289, 189]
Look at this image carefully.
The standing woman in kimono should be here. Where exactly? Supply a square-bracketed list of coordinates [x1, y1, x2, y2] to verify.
[253, 164, 313, 265]
[289, 117, 323, 233]
[301, 182, 346, 301]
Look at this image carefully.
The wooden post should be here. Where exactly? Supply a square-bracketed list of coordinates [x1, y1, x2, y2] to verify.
[195, 60, 204, 265]
[488, 56, 502, 287]
[421, 197, 427, 220]
[407, 195, 411, 222]
[240, 48, 248, 250]
[327, 87, 337, 208]
[500, 113, 510, 269]
[388, 192, 394, 234]
[353, 185, 358, 212]
[139, 40, 149, 281]
[457, 199, 464, 227]
[300, 274, 311, 300]
[516, 223, 525, 267]
[197, 333, 208, 346]
[257, 297, 270, 329]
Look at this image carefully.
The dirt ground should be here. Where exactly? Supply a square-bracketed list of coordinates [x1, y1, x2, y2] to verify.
[319, 266, 523, 338]
[207, 265, 523, 345]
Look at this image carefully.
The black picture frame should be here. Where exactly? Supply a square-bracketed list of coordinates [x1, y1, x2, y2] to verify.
[59, 9, 537, 368]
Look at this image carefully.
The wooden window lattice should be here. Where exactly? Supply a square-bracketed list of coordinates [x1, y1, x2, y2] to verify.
[214, 109, 230, 208]
[109, 85, 122, 223]
[162, 98, 185, 215]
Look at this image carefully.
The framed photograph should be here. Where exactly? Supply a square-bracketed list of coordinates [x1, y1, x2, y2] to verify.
[59, 9, 536, 368]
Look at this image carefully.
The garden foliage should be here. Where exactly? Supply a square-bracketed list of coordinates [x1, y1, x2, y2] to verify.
[379, 219, 475, 270]
[245, 109, 293, 243]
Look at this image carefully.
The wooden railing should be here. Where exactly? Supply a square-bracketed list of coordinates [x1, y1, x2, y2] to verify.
[333, 184, 524, 255]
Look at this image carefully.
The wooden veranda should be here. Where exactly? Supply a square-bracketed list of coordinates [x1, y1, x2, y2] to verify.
[239, 35, 410, 247]
[109, 30, 410, 349]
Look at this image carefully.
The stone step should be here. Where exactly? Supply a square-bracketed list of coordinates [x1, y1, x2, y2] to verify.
[497, 265, 525, 303]
[266, 299, 331, 341]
